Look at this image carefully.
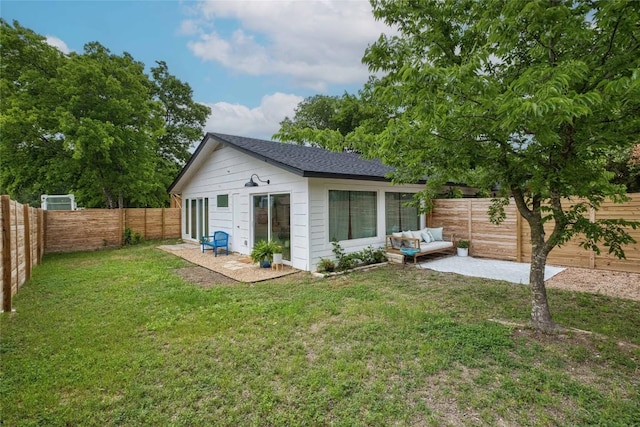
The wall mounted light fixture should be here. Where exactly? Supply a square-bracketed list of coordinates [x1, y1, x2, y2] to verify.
[244, 173, 270, 187]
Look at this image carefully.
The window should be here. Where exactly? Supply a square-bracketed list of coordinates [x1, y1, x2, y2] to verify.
[329, 190, 377, 241]
[385, 192, 419, 234]
[190, 199, 197, 239]
[217, 194, 229, 208]
[185, 197, 209, 239]
[184, 198, 190, 235]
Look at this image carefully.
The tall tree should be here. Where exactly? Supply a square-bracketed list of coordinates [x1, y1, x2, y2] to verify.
[357, 0, 640, 331]
[56, 42, 165, 208]
[150, 61, 211, 206]
[0, 19, 70, 206]
[151, 60, 210, 166]
[1, 20, 211, 208]
[274, 84, 388, 151]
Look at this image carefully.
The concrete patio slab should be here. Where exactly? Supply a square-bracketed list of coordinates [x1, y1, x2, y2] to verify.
[418, 256, 565, 285]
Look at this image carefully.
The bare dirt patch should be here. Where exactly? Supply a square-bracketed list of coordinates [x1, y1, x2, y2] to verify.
[545, 267, 640, 301]
[173, 266, 238, 287]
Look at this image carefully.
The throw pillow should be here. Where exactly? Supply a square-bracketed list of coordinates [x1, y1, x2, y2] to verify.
[421, 230, 434, 243]
[391, 232, 403, 249]
[428, 227, 444, 241]
[410, 230, 422, 240]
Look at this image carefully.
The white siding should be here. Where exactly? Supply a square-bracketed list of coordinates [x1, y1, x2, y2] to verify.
[178, 142, 427, 272]
[307, 178, 425, 272]
[180, 145, 310, 269]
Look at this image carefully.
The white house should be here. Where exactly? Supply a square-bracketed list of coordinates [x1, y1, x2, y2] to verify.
[168, 132, 434, 272]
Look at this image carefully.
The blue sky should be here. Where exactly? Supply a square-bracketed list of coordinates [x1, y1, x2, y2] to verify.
[2, 0, 391, 140]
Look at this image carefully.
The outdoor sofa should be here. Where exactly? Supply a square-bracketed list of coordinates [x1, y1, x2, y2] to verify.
[385, 227, 456, 264]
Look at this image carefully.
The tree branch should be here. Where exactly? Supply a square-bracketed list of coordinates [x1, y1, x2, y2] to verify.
[600, 5, 627, 66]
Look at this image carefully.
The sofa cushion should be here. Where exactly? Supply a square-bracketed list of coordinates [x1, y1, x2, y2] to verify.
[410, 230, 423, 240]
[419, 240, 453, 252]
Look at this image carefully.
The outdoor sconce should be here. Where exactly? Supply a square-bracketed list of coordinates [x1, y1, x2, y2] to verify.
[244, 173, 270, 187]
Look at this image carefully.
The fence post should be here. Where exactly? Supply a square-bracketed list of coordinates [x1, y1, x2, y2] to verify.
[589, 207, 596, 269]
[23, 204, 31, 282]
[13, 200, 20, 294]
[516, 206, 523, 263]
[37, 209, 44, 262]
[161, 208, 165, 240]
[2, 195, 12, 312]
[467, 199, 472, 240]
[119, 208, 124, 246]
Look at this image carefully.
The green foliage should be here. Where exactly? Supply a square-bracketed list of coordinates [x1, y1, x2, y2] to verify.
[606, 145, 640, 193]
[151, 61, 210, 165]
[249, 240, 282, 264]
[316, 258, 336, 273]
[123, 227, 143, 245]
[0, 20, 209, 208]
[273, 84, 389, 152]
[444, 187, 463, 199]
[457, 240, 470, 249]
[328, 240, 387, 272]
[475, 188, 491, 198]
[356, 0, 640, 330]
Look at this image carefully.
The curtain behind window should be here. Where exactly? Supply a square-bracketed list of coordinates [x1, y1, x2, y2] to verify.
[329, 190, 377, 241]
[385, 192, 419, 234]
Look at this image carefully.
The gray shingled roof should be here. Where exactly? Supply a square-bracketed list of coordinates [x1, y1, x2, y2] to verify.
[169, 132, 412, 192]
[210, 132, 395, 180]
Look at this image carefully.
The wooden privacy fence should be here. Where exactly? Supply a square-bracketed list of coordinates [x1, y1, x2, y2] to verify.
[45, 208, 181, 253]
[1, 195, 44, 312]
[1, 197, 181, 311]
[429, 193, 640, 273]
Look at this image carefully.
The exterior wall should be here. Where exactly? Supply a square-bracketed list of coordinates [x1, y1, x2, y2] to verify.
[178, 143, 427, 272]
[307, 178, 426, 272]
[179, 144, 310, 270]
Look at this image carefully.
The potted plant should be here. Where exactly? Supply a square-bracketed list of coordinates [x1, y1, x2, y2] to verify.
[250, 240, 282, 268]
[457, 239, 470, 257]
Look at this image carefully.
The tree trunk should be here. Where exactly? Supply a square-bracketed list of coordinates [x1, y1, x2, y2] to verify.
[529, 242, 557, 332]
[512, 189, 560, 333]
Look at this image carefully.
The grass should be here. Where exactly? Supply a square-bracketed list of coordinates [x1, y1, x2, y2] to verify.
[1, 242, 639, 426]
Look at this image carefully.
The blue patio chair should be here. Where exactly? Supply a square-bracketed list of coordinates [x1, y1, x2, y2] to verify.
[201, 231, 229, 256]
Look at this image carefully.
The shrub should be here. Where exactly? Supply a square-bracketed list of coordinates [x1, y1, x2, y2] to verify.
[123, 228, 143, 246]
[328, 241, 387, 272]
[457, 239, 470, 249]
[317, 258, 336, 273]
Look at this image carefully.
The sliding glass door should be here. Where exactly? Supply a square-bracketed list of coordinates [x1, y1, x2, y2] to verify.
[252, 193, 291, 261]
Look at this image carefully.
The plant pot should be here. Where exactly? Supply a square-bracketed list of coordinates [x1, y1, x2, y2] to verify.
[457, 247, 469, 257]
[272, 253, 283, 265]
[261, 258, 271, 268]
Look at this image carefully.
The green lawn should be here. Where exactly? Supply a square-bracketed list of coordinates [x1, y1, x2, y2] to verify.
[1, 243, 639, 426]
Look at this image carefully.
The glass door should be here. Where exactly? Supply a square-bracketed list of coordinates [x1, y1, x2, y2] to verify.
[252, 193, 291, 261]
[271, 194, 290, 261]
[186, 197, 209, 241]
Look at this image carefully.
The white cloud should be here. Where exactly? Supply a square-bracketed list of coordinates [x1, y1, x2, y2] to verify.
[203, 92, 304, 139]
[45, 35, 71, 54]
[184, 0, 391, 91]
[177, 19, 200, 36]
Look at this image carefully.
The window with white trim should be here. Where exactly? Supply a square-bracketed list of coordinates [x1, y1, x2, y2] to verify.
[329, 190, 377, 241]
